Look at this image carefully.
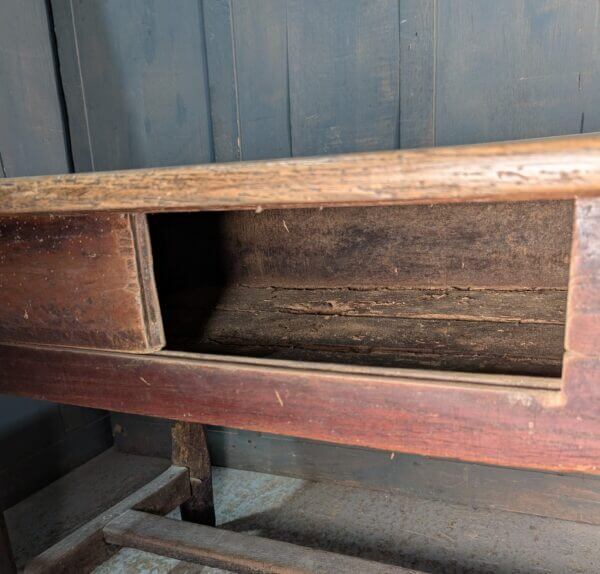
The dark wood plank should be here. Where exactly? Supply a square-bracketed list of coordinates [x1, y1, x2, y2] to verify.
[436, 1, 600, 145]
[48, 0, 94, 172]
[171, 422, 215, 526]
[203, 0, 422, 157]
[153, 202, 570, 376]
[170, 304, 564, 377]
[204, 0, 290, 162]
[153, 202, 571, 289]
[24, 466, 189, 574]
[129, 214, 164, 347]
[104, 509, 420, 573]
[0, 213, 163, 351]
[163, 285, 566, 377]
[2, 135, 599, 214]
[172, 285, 567, 323]
[113, 414, 600, 526]
[1, 344, 597, 474]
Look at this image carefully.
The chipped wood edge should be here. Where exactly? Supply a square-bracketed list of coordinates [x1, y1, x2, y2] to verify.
[128, 214, 165, 351]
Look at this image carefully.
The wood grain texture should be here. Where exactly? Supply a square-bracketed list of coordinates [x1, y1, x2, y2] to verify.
[566, 198, 600, 355]
[0, 213, 163, 351]
[167, 289, 565, 377]
[1, 344, 597, 474]
[151, 202, 572, 289]
[171, 422, 215, 526]
[24, 466, 189, 574]
[168, 285, 567, 324]
[153, 202, 570, 376]
[1, 136, 599, 214]
[562, 198, 600, 428]
[104, 509, 420, 573]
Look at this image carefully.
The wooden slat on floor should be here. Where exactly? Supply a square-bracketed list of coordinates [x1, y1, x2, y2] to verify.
[23, 466, 189, 574]
[104, 510, 422, 574]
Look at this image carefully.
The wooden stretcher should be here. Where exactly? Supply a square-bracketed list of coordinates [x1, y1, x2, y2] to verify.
[1, 135, 599, 572]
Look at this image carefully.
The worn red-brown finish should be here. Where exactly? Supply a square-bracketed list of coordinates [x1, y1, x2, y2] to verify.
[565, 199, 600, 356]
[0, 343, 598, 474]
[0, 152, 598, 477]
[0, 213, 163, 352]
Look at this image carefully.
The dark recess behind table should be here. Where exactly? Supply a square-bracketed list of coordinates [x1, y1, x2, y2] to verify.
[2, 0, 600, 512]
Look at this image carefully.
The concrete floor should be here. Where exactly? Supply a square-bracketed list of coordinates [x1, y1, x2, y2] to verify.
[7, 450, 600, 573]
[98, 467, 600, 574]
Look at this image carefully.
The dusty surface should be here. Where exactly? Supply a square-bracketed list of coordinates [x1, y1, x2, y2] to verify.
[7, 451, 600, 573]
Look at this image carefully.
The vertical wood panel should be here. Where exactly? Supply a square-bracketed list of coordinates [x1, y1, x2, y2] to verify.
[287, 0, 400, 156]
[205, 0, 290, 161]
[0, 0, 70, 176]
[435, 0, 600, 145]
[50, 0, 95, 172]
[51, 0, 213, 170]
[203, 0, 241, 162]
[232, 0, 291, 159]
[399, 0, 435, 148]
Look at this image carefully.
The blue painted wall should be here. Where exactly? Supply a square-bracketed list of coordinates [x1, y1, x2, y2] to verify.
[0, 1, 111, 509]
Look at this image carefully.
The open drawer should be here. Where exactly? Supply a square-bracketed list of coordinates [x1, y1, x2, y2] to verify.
[1, 136, 599, 475]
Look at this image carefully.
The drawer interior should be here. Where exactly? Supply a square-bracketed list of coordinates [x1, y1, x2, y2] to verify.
[149, 201, 572, 378]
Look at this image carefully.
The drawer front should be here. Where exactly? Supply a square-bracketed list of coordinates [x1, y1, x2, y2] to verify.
[0, 213, 163, 352]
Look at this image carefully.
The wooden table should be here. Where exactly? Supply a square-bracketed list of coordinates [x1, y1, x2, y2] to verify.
[1, 135, 599, 572]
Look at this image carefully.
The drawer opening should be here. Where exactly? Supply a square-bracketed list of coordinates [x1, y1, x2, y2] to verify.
[148, 201, 571, 381]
